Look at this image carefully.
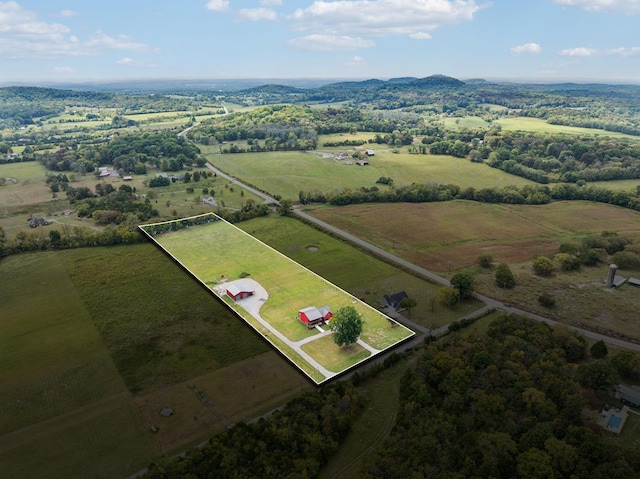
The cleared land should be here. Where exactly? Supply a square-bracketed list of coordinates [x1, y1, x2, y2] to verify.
[141, 214, 415, 384]
[497, 117, 640, 140]
[237, 215, 483, 329]
[201, 146, 534, 200]
[0, 243, 311, 478]
[307, 200, 640, 339]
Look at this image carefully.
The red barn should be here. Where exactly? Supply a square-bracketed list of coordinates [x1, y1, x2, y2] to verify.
[226, 283, 254, 301]
[298, 306, 333, 328]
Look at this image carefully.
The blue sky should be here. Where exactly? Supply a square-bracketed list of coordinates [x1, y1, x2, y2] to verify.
[1, 0, 639, 83]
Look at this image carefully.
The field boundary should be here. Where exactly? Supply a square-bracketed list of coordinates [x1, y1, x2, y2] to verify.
[139, 213, 415, 385]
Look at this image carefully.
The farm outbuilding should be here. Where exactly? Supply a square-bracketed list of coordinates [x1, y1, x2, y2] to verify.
[226, 283, 254, 301]
[298, 306, 333, 328]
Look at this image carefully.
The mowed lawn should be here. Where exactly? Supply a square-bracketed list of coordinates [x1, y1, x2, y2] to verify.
[0, 251, 153, 479]
[201, 146, 534, 200]
[308, 200, 640, 272]
[144, 216, 414, 382]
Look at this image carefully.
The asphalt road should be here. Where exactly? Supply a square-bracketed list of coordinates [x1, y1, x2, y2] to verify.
[199, 161, 640, 353]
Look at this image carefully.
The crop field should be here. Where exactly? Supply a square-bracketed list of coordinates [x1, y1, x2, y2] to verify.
[202, 146, 534, 200]
[141, 214, 415, 384]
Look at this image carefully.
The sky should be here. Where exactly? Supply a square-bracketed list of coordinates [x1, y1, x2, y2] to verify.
[1, 0, 639, 84]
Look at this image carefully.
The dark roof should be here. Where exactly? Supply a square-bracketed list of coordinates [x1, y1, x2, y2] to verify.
[382, 291, 409, 310]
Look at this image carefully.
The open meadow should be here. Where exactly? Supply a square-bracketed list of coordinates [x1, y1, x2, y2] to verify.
[307, 200, 640, 339]
[141, 214, 415, 384]
[201, 145, 534, 200]
[496, 117, 640, 140]
[0, 243, 311, 478]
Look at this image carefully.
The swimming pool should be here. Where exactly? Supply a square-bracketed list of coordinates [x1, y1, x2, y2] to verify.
[608, 415, 622, 429]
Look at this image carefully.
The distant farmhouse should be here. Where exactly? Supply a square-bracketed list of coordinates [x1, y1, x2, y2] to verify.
[355, 159, 369, 166]
[381, 291, 408, 311]
[226, 283, 254, 302]
[366, 149, 375, 156]
[298, 306, 333, 329]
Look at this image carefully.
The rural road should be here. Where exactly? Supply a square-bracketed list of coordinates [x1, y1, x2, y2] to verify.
[198, 164, 640, 353]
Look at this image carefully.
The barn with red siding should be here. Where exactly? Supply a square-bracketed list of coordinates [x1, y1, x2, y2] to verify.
[298, 306, 333, 328]
[226, 282, 254, 301]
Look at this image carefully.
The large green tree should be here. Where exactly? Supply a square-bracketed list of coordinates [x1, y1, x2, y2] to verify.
[495, 263, 515, 289]
[329, 306, 363, 348]
[450, 271, 474, 299]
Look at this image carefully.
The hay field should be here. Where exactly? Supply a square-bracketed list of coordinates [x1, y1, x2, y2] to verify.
[308, 200, 640, 272]
[142, 215, 414, 383]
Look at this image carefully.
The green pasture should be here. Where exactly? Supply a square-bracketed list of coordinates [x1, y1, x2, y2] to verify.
[142, 215, 414, 383]
[60, 243, 270, 394]
[442, 116, 490, 129]
[0, 161, 52, 210]
[202, 146, 534, 200]
[480, 103, 509, 112]
[238, 214, 485, 329]
[497, 117, 640, 140]
[0, 251, 152, 478]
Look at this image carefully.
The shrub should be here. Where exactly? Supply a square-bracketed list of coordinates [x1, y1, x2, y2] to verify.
[495, 263, 515, 288]
[438, 286, 460, 307]
[590, 340, 608, 358]
[611, 250, 640, 270]
[555, 253, 581, 272]
[538, 293, 556, 308]
[533, 256, 554, 276]
[477, 253, 493, 268]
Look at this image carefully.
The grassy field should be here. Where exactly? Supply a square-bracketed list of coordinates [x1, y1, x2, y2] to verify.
[0, 251, 153, 478]
[307, 200, 640, 339]
[497, 117, 640, 140]
[0, 162, 52, 211]
[308, 200, 640, 272]
[201, 146, 534, 200]
[237, 215, 484, 329]
[142, 215, 414, 383]
[442, 116, 490, 129]
[0, 242, 312, 478]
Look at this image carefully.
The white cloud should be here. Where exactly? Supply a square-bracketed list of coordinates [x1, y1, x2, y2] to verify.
[510, 43, 542, 55]
[345, 55, 366, 66]
[116, 57, 161, 68]
[410, 32, 432, 40]
[260, 0, 282, 5]
[205, 0, 230, 12]
[289, 0, 484, 37]
[553, 0, 640, 15]
[59, 9, 79, 17]
[288, 34, 375, 51]
[608, 47, 640, 56]
[237, 7, 277, 21]
[559, 47, 597, 56]
[0, 3, 153, 59]
[51, 66, 74, 73]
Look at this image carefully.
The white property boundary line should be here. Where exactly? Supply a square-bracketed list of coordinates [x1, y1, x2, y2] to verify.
[139, 213, 415, 385]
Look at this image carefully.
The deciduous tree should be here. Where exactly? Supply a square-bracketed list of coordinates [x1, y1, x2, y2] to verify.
[329, 306, 363, 348]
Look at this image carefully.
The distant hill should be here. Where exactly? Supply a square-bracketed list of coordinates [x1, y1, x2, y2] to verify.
[241, 84, 305, 94]
[387, 77, 418, 84]
[408, 75, 465, 88]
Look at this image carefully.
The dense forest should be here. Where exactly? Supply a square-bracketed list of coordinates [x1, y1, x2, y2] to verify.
[358, 316, 639, 478]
